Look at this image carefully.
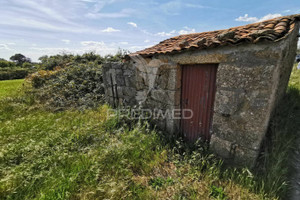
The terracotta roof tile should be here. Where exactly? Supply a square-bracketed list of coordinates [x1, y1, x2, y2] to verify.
[131, 14, 300, 57]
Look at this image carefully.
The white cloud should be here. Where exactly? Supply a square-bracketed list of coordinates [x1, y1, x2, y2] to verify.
[119, 41, 129, 45]
[127, 22, 137, 28]
[178, 26, 196, 35]
[85, 8, 135, 19]
[259, 13, 282, 21]
[81, 41, 105, 46]
[61, 39, 71, 44]
[185, 3, 205, 9]
[26, 40, 120, 60]
[144, 39, 150, 43]
[8, 0, 79, 26]
[29, 47, 71, 53]
[155, 30, 176, 37]
[155, 27, 196, 37]
[235, 13, 282, 22]
[0, 0, 129, 36]
[0, 43, 15, 51]
[235, 14, 258, 22]
[128, 45, 150, 52]
[141, 29, 154, 36]
[80, 40, 119, 55]
[101, 27, 120, 32]
[0, 44, 10, 50]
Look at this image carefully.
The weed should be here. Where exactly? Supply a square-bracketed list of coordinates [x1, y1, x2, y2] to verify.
[209, 185, 228, 200]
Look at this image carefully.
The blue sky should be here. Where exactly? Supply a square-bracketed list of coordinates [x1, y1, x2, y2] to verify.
[0, 0, 299, 61]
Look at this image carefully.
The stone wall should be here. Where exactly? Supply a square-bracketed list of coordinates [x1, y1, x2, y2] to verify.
[102, 62, 136, 107]
[102, 58, 181, 138]
[102, 22, 299, 167]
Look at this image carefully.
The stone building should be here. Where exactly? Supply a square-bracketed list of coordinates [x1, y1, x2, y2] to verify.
[103, 14, 300, 167]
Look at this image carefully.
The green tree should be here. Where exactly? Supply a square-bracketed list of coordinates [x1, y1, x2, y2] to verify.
[10, 53, 31, 66]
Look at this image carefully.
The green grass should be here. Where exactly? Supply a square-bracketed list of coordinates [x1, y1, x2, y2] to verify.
[0, 80, 265, 199]
[289, 64, 300, 88]
[0, 103, 164, 199]
[0, 79, 24, 99]
[0, 64, 300, 199]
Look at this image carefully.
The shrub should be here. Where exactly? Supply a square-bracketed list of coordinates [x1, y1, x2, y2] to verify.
[30, 64, 104, 109]
[27, 69, 60, 88]
[0, 60, 16, 68]
[0, 68, 29, 80]
[38, 51, 126, 70]
[22, 62, 33, 69]
[30, 51, 128, 110]
[38, 54, 73, 70]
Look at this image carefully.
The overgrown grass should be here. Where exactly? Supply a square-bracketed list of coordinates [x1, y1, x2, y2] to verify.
[0, 79, 24, 99]
[0, 101, 164, 199]
[0, 80, 264, 199]
[0, 64, 299, 199]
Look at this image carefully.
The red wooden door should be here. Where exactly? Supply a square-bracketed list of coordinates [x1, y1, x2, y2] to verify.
[181, 64, 218, 142]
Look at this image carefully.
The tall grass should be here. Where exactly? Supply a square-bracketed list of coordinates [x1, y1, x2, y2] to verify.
[0, 80, 264, 199]
[0, 101, 165, 199]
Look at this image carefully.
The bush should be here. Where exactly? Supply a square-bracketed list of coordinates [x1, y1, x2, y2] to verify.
[0, 68, 29, 80]
[30, 51, 128, 110]
[38, 51, 126, 70]
[38, 54, 73, 70]
[30, 64, 104, 109]
[0, 60, 16, 68]
[22, 62, 33, 69]
[27, 69, 60, 88]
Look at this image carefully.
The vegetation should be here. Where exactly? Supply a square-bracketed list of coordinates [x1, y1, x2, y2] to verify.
[0, 83, 264, 199]
[0, 60, 16, 68]
[0, 68, 29, 81]
[37, 51, 125, 70]
[25, 51, 126, 110]
[28, 64, 104, 110]
[0, 51, 125, 81]
[0, 55, 34, 81]
[10, 53, 31, 66]
[0, 79, 24, 99]
[0, 54, 299, 199]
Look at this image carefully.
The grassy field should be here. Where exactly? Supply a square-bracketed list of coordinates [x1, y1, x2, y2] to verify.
[0, 65, 299, 199]
[0, 79, 24, 99]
